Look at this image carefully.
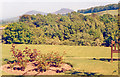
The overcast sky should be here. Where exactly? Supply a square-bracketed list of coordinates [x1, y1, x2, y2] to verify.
[0, 0, 119, 20]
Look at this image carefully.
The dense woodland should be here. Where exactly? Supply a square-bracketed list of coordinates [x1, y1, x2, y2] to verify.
[77, 4, 118, 13]
[2, 11, 119, 46]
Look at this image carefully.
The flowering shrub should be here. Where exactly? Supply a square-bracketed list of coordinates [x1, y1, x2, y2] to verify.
[9, 44, 65, 72]
[45, 51, 65, 67]
[10, 44, 41, 71]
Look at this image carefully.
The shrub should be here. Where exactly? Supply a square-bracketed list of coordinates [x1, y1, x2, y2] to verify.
[45, 51, 65, 67]
[10, 44, 41, 71]
[9, 44, 65, 72]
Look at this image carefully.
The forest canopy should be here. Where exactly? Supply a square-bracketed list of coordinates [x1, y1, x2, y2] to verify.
[2, 12, 118, 46]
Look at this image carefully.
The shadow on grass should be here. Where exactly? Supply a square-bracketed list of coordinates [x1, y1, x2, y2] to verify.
[90, 58, 120, 62]
[3, 58, 17, 64]
[64, 69, 102, 76]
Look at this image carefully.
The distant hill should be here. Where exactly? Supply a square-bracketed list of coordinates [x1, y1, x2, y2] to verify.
[0, 4, 118, 25]
[0, 17, 19, 25]
[77, 4, 118, 14]
[0, 10, 48, 25]
[24, 9, 74, 15]
[53, 8, 74, 14]
[24, 10, 47, 15]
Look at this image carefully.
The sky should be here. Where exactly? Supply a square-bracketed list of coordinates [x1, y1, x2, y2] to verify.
[0, 0, 119, 20]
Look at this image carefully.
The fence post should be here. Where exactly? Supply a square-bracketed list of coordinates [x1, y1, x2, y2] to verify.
[118, 41, 120, 60]
[114, 43, 116, 50]
[111, 40, 113, 63]
[118, 41, 120, 51]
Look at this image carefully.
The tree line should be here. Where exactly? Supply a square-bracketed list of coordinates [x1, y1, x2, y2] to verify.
[2, 12, 118, 46]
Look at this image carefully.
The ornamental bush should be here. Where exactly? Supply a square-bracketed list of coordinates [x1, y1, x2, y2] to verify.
[8, 44, 65, 71]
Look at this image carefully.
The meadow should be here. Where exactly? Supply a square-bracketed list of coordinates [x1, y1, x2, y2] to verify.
[83, 10, 118, 16]
[1, 44, 119, 75]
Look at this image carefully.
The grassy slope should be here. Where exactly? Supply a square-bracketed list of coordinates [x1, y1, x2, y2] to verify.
[83, 10, 118, 16]
[1, 44, 118, 75]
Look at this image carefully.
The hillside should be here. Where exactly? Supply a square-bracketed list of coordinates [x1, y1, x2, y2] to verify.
[0, 17, 19, 26]
[53, 8, 74, 14]
[77, 4, 118, 14]
[83, 10, 118, 16]
[0, 4, 118, 25]
[24, 8, 74, 15]
[24, 10, 47, 15]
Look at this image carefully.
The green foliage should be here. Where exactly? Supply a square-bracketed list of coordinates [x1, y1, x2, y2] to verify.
[2, 22, 32, 44]
[2, 12, 118, 46]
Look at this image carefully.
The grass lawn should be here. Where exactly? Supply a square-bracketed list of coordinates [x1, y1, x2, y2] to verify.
[1, 44, 119, 75]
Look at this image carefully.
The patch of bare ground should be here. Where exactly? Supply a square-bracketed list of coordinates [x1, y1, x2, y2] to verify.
[1, 62, 72, 75]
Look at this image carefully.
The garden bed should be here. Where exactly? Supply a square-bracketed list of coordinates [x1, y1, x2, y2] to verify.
[2, 62, 72, 75]
[1, 44, 72, 75]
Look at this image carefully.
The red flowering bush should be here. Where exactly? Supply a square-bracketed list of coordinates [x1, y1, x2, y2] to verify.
[9, 44, 65, 72]
[45, 51, 65, 67]
[9, 44, 41, 71]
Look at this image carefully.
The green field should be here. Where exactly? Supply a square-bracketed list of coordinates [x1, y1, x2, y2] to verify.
[1, 44, 119, 75]
[84, 10, 118, 16]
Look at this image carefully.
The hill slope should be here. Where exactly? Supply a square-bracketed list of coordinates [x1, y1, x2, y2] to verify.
[83, 10, 118, 16]
[53, 8, 74, 14]
[77, 4, 118, 14]
[24, 10, 47, 15]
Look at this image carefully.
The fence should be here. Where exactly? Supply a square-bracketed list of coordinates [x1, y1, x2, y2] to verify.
[111, 40, 120, 62]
